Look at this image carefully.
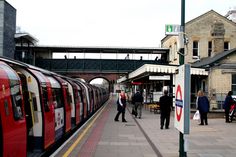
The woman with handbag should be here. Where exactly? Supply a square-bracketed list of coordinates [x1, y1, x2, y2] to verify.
[114, 91, 127, 122]
[197, 90, 210, 125]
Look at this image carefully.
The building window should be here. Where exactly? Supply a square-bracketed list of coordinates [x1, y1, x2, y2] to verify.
[232, 74, 236, 95]
[193, 41, 199, 57]
[224, 41, 230, 51]
[208, 41, 212, 57]
[174, 42, 177, 59]
[169, 45, 172, 61]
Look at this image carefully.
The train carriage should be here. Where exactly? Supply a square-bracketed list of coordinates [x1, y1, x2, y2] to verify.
[29, 69, 56, 150]
[0, 56, 109, 157]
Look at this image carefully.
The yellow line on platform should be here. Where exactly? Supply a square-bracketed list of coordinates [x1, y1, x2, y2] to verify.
[63, 104, 107, 157]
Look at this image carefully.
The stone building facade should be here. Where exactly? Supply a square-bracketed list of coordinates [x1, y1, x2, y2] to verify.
[0, 0, 16, 58]
[161, 10, 236, 109]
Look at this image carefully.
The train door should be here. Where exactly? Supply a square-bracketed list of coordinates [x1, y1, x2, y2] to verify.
[0, 62, 26, 157]
[46, 76, 65, 141]
[30, 70, 55, 149]
[67, 80, 82, 126]
[76, 81, 88, 119]
[74, 83, 83, 123]
[65, 80, 77, 128]
[12, 67, 46, 151]
[88, 84, 94, 113]
[17, 72, 34, 150]
[54, 76, 72, 133]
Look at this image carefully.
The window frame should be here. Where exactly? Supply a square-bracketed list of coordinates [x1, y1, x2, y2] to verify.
[192, 41, 199, 57]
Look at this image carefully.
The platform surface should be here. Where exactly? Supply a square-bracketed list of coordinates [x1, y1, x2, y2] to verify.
[52, 95, 236, 157]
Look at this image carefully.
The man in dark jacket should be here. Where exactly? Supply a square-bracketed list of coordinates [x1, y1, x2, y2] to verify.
[159, 90, 172, 129]
[132, 90, 144, 119]
[224, 91, 234, 123]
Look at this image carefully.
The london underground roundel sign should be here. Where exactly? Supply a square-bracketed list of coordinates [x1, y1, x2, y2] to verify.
[175, 84, 183, 122]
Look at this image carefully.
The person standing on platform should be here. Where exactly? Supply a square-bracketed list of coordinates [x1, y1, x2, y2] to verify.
[114, 91, 127, 122]
[159, 90, 172, 129]
[132, 90, 144, 119]
[197, 90, 210, 125]
[223, 91, 234, 123]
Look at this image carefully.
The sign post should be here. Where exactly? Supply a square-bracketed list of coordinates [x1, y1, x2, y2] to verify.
[175, 64, 190, 157]
[176, 1, 187, 157]
[175, 64, 190, 134]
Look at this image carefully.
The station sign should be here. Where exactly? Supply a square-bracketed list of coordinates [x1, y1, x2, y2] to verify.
[149, 75, 170, 80]
[174, 64, 190, 134]
[165, 24, 181, 35]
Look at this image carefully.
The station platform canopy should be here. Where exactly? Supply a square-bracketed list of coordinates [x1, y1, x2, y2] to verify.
[117, 64, 208, 83]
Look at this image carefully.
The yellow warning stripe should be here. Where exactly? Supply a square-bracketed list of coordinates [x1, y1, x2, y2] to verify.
[63, 102, 107, 157]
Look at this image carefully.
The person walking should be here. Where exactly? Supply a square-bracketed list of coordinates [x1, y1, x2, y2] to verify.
[132, 90, 144, 119]
[114, 91, 127, 122]
[159, 90, 172, 129]
[197, 90, 210, 125]
[223, 91, 234, 123]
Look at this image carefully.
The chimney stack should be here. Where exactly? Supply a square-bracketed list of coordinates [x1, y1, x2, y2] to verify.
[211, 21, 225, 56]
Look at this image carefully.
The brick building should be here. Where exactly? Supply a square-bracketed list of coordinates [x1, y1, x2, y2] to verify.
[161, 10, 236, 109]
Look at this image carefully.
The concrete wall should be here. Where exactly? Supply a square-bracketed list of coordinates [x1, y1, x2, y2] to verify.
[0, 1, 16, 58]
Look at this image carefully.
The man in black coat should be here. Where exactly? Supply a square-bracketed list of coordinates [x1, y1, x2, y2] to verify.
[159, 90, 172, 129]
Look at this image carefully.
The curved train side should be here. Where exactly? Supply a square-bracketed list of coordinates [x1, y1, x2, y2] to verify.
[0, 57, 109, 157]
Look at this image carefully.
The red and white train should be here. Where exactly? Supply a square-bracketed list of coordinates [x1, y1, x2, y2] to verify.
[0, 57, 109, 157]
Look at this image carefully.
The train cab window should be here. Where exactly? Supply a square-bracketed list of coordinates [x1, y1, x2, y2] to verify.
[0, 64, 24, 120]
[42, 87, 50, 112]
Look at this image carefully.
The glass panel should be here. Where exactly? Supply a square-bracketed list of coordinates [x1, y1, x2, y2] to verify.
[193, 41, 199, 56]
[232, 74, 236, 84]
[52, 88, 63, 108]
[42, 87, 50, 112]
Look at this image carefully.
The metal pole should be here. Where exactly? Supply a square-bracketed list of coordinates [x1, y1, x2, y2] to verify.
[179, 0, 185, 65]
[179, 0, 187, 157]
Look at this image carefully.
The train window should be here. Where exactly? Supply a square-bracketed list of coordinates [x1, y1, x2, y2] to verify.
[42, 87, 50, 112]
[52, 88, 63, 108]
[78, 92, 83, 104]
[4, 99, 9, 116]
[66, 89, 72, 106]
[11, 84, 24, 120]
[30, 93, 38, 111]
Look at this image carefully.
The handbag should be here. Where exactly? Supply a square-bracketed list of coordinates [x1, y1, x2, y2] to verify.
[193, 110, 200, 120]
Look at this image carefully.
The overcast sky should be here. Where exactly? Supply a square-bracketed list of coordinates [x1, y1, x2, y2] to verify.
[6, 0, 236, 47]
